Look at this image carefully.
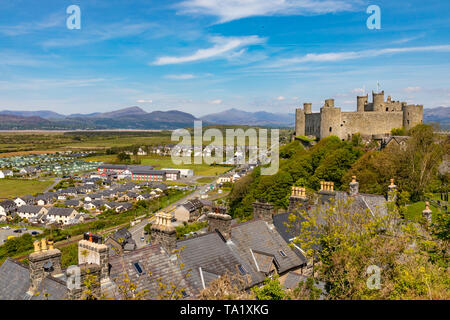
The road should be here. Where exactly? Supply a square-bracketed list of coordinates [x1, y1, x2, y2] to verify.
[0, 227, 42, 244]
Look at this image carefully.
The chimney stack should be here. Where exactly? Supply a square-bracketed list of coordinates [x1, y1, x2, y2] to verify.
[252, 200, 274, 224]
[66, 235, 107, 300]
[319, 181, 335, 195]
[349, 176, 359, 196]
[151, 212, 177, 254]
[387, 178, 397, 201]
[28, 238, 62, 294]
[288, 186, 308, 212]
[207, 212, 232, 241]
[422, 202, 432, 224]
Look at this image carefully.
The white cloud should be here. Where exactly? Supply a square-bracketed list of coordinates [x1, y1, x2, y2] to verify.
[269, 45, 450, 67]
[0, 12, 64, 36]
[164, 74, 196, 80]
[352, 87, 365, 94]
[177, 0, 358, 23]
[136, 99, 153, 103]
[404, 86, 422, 93]
[152, 35, 265, 65]
[209, 99, 223, 104]
[276, 96, 286, 100]
[42, 22, 155, 48]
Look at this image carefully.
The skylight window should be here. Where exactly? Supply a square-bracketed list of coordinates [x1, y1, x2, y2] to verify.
[279, 250, 287, 257]
[134, 262, 143, 274]
[238, 264, 247, 275]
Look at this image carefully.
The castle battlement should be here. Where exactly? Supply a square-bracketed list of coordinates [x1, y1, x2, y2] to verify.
[295, 90, 423, 140]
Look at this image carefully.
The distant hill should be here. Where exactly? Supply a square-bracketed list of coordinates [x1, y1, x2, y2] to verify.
[0, 114, 52, 129]
[0, 110, 65, 119]
[423, 107, 450, 129]
[0, 107, 199, 130]
[201, 108, 294, 127]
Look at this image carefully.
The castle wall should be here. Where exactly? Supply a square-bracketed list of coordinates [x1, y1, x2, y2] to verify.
[339, 111, 403, 140]
[295, 109, 305, 136]
[305, 113, 321, 137]
[297, 91, 423, 141]
[320, 106, 341, 139]
[403, 104, 423, 130]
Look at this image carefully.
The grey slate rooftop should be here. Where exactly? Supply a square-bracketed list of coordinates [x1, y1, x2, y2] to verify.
[230, 219, 307, 275]
[0, 258, 67, 300]
[107, 244, 193, 300]
[176, 231, 260, 294]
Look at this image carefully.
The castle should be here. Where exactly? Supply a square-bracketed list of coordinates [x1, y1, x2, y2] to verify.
[295, 90, 423, 140]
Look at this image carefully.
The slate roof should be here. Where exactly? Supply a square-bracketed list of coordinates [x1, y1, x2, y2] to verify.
[47, 207, 75, 217]
[0, 258, 67, 300]
[230, 219, 306, 275]
[17, 205, 45, 214]
[0, 199, 16, 208]
[107, 244, 193, 300]
[273, 212, 312, 260]
[319, 191, 387, 217]
[176, 231, 259, 294]
[64, 200, 81, 207]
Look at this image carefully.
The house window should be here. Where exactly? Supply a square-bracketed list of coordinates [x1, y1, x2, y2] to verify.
[238, 264, 247, 275]
[181, 290, 188, 298]
[134, 262, 143, 274]
[329, 127, 332, 132]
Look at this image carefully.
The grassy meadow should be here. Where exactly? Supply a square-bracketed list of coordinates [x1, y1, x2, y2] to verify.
[0, 178, 54, 200]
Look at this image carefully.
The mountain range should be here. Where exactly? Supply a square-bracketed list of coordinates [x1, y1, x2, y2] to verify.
[0, 106, 448, 130]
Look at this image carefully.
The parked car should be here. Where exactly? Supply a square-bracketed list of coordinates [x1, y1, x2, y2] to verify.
[31, 231, 39, 236]
[140, 237, 145, 242]
[1, 226, 10, 230]
[13, 229, 22, 233]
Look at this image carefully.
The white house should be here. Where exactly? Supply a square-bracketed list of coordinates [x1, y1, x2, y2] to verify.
[46, 207, 78, 225]
[17, 205, 48, 220]
[0, 171, 4, 179]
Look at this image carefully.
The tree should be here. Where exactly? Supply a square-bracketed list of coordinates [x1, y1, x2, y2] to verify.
[287, 197, 450, 300]
[117, 152, 131, 163]
[252, 275, 290, 300]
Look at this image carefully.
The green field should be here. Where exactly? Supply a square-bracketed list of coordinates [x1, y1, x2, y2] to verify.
[0, 131, 173, 154]
[0, 178, 54, 200]
[84, 154, 232, 176]
[405, 201, 440, 222]
[196, 176, 217, 183]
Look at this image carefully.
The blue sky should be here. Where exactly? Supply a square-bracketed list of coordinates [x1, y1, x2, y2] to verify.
[0, 0, 449, 116]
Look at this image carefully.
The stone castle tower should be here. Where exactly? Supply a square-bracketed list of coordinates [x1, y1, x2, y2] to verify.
[295, 90, 423, 140]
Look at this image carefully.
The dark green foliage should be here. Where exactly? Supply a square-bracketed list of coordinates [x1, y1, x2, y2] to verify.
[4, 233, 33, 255]
[229, 136, 364, 220]
[252, 275, 289, 300]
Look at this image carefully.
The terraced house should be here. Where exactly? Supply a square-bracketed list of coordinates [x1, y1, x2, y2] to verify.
[46, 207, 79, 225]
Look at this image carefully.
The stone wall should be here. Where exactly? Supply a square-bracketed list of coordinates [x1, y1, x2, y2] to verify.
[252, 201, 274, 223]
[296, 91, 423, 140]
[29, 248, 63, 293]
[78, 240, 109, 282]
[339, 111, 404, 140]
[207, 212, 232, 240]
